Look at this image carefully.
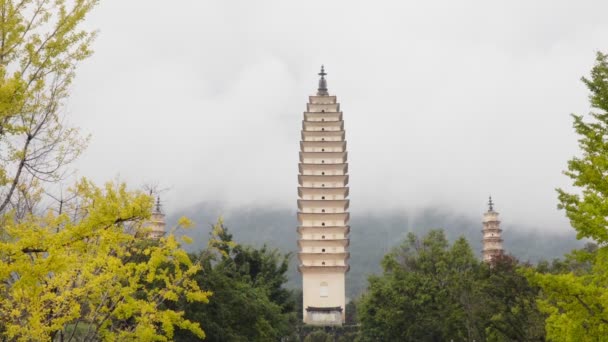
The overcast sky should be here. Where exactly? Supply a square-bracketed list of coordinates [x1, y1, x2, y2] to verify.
[67, 1, 608, 233]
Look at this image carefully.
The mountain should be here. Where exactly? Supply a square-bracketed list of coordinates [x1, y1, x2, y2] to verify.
[169, 202, 582, 298]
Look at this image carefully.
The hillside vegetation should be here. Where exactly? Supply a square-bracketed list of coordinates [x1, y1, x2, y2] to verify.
[170, 203, 582, 298]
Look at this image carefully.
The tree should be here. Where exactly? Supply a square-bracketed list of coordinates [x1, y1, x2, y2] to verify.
[0, 0, 97, 216]
[357, 230, 482, 341]
[528, 52, 608, 341]
[0, 179, 209, 341]
[358, 230, 546, 342]
[479, 255, 546, 341]
[303, 330, 332, 342]
[173, 220, 298, 342]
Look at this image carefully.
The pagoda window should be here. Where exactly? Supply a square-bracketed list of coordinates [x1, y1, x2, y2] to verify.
[322, 172, 325, 175]
[322, 209, 326, 213]
[321, 138, 325, 141]
[322, 222, 325, 226]
[322, 248, 326, 252]
[321, 160, 325, 163]
[321, 148, 325, 152]
[322, 118, 325, 121]
[321, 110, 325, 112]
[321, 261, 326, 265]
[321, 196, 325, 200]
[322, 235, 325, 239]
[321, 128, 325, 131]
[320, 282, 328, 297]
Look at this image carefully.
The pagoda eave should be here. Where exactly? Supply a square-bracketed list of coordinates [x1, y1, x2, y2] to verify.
[297, 212, 350, 221]
[297, 199, 350, 211]
[298, 187, 350, 197]
[298, 265, 350, 273]
[297, 226, 350, 234]
[307, 95, 337, 102]
[299, 163, 349, 175]
[298, 239, 350, 248]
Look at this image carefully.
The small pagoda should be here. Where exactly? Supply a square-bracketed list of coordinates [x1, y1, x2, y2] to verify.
[145, 197, 166, 239]
[482, 196, 504, 262]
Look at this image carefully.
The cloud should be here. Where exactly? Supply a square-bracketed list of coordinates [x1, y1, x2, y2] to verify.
[68, 0, 608, 232]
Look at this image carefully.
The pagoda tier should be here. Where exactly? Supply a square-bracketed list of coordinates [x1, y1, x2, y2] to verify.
[299, 152, 348, 164]
[304, 112, 343, 121]
[298, 199, 349, 212]
[301, 141, 346, 152]
[482, 197, 505, 263]
[298, 186, 349, 199]
[301, 131, 345, 141]
[297, 225, 350, 235]
[302, 121, 345, 131]
[298, 239, 350, 248]
[298, 175, 349, 187]
[299, 163, 348, 176]
[298, 66, 350, 326]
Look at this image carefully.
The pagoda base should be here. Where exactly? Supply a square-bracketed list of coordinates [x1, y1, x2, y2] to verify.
[304, 306, 343, 325]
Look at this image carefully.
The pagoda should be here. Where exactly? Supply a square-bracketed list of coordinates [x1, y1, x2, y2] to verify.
[145, 197, 166, 239]
[297, 66, 350, 325]
[482, 196, 504, 262]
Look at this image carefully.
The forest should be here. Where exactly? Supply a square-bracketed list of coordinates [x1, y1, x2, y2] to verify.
[1, 1, 608, 341]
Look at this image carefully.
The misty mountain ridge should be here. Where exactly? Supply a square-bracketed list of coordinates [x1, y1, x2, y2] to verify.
[169, 201, 583, 297]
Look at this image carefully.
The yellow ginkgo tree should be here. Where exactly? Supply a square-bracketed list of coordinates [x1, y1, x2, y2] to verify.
[0, 179, 210, 341]
[0, 0, 98, 217]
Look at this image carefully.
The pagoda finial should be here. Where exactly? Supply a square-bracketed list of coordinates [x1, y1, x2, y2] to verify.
[488, 196, 494, 212]
[317, 65, 328, 96]
[155, 196, 162, 213]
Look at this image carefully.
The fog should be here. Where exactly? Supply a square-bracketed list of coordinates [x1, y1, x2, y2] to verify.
[68, 1, 608, 233]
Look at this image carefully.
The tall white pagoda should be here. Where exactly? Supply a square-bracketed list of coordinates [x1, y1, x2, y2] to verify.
[482, 196, 504, 263]
[297, 66, 350, 325]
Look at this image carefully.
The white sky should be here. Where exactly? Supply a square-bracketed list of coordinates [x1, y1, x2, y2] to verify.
[67, 1, 608, 232]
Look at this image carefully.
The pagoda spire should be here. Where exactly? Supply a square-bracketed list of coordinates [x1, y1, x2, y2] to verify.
[154, 196, 162, 213]
[317, 65, 328, 96]
[488, 195, 494, 211]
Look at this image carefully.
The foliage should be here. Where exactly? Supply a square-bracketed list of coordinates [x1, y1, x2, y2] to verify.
[480, 255, 546, 341]
[174, 202, 583, 299]
[357, 230, 545, 342]
[344, 300, 357, 325]
[557, 52, 608, 244]
[296, 325, 361, 342]
[173, 219, 298, 342]
[358, 230, 476, 341]
[529, 246, 608, 341]
[0, 179, 209, 341]
[303, 329, 332, 342]
[527, 52, 608, 341]
[0, 0, 99, 216]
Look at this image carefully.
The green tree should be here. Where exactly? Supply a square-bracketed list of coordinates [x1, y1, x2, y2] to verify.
[344, 300, 358, 325]
[357, 230, 481, 341]
[479, 255, 546, 341]
[303, 330, 332, 342]
[358, 230, 546, 342]
[528, 52, 608, 341]
[174, 220, 297, 342]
